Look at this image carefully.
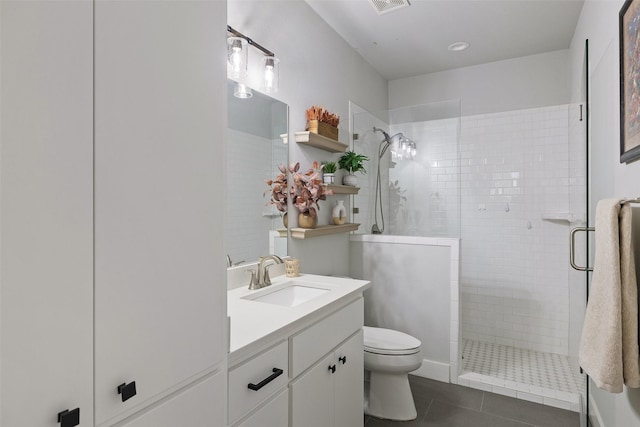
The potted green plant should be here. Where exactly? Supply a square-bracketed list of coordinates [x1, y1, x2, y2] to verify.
[338, 151, 369, 186]
[321, 161, 337, 184]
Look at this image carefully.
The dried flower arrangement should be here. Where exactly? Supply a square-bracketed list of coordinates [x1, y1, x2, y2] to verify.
[265, 162, 334, 219]
[289, 162, 333, 218]
[305, 105, 340, 127]
[264, 164, 289, 213]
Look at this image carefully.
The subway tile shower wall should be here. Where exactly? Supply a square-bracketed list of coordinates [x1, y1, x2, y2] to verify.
[459, 104, 584, 356]
[389, 119, 461, 237]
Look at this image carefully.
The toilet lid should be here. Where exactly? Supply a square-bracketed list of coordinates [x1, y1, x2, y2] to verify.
[363, 326, 421, 355]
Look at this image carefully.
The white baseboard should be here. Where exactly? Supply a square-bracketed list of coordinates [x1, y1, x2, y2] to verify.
[588, 394, 604, 427]
[410, 358, 450, 383]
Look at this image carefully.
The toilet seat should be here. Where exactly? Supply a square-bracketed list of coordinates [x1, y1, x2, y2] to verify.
[363, 326, 421, 356]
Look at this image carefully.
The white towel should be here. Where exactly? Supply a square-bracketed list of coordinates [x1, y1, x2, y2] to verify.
[579, 198, 640, 393]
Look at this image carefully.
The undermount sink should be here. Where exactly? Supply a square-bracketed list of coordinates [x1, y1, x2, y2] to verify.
[243, 282, 330, 307]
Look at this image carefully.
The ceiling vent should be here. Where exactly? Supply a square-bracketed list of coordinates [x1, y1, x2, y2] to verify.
[369, 0, 411, 15]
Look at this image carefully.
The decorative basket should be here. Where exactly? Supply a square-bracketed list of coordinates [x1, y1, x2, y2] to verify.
[307, 120, 339, 141]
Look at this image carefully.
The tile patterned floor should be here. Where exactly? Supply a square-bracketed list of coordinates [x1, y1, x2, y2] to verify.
[364, 375, 581, 427]
[459, 339, 585, 411]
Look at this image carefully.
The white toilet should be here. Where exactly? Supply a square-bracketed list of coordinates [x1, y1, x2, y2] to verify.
[363, 326, 422, 421]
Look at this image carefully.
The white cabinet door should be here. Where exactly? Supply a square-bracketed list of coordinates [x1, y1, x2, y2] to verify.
[0, 1, 94, 426]
[93, 0, 227, 424]
[119, 370, 226, 427]
[290, 353, 335, 427]
[334, 331, 364, 427]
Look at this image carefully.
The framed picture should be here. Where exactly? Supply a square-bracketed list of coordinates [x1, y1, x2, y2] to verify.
[620, 0, 640, 163]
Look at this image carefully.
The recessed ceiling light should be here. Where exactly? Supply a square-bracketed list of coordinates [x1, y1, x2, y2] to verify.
[448, 41, 470, 52]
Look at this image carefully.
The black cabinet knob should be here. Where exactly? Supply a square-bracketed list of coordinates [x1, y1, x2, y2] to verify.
[328, 364, 336, 374]
[118, 381, 137, 402]
[57, 408, 80, 427]
[339, 356, 347, 365]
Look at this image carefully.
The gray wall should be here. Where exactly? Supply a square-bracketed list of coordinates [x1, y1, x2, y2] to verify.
[389, 49, 571, 116]
[570, 1, 640, 426]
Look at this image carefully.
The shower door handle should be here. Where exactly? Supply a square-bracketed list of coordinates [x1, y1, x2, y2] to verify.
[569, 226, 593, 272]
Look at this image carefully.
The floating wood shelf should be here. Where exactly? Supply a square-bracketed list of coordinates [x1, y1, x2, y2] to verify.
[290, 223, 360, 239]
[277, 229, 288, 237]
[322, 184, 359, 195]
[294, 131, 348, 153]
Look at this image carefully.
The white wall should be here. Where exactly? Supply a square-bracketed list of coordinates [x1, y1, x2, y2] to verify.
[350, 235, 460, 383]
[570, 1, 640, 426]
[389, 50, 571, 117]
[228, 0, 388, 276]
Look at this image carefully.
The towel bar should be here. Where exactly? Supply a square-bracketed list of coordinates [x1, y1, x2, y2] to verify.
[569, 198, 639, 272]
[621, 197, 640, 205]
[570, 226, 594, 272]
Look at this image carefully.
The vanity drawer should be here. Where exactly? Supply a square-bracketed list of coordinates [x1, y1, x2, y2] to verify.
[290, 297, 364, 377]
[234, 388, 288, 427]
[228, 340, 288, 424]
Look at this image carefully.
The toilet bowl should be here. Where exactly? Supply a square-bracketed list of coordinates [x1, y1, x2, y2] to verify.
[363, 326, 422, 421]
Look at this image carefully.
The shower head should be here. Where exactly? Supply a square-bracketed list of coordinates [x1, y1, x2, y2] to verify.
[373, 127, 404, 158]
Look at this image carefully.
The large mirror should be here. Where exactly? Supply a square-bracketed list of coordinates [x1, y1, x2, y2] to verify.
[226, 80, 289, 266]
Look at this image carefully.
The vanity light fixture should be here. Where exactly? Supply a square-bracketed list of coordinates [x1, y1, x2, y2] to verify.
[263, 56, 280, 93]
[227, 25, 280, 95]
[227, 36, 248, 78]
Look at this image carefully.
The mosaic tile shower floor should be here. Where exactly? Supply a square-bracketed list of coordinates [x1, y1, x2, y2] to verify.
[459, 339, 585, 412]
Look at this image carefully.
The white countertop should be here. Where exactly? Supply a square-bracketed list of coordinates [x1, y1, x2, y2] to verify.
[227, 274, 370, 365]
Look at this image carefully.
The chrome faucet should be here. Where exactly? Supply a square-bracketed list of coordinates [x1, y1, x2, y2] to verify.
[257, 255, 283, 288]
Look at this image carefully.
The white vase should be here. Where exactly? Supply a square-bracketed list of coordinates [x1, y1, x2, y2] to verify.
[332, 200, 347, 225]
[343, 174, 357, 186]
[323, 173, 335, 184]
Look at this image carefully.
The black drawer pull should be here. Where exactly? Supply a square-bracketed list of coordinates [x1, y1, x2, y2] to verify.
[328, 364, 336, 374]
[58, 408, 80, 427]
[247, 368, 284, 391]
[118, 381, 137, 402]
[339, 356, 347, 365]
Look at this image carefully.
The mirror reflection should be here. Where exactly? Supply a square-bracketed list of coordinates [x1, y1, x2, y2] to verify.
[226, 80, 289, 266]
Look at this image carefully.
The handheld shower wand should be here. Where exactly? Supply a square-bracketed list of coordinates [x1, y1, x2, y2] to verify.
[372, 127, 404, 234]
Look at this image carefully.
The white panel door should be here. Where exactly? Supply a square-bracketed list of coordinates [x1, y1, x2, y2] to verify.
[0, 1, 94, 426]
[290, 353, 334, 427]
[334, 331, 364, 427]
[93, 0, 228, 424]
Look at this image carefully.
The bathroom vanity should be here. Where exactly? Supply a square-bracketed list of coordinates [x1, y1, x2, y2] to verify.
[227, 274, 370, 427]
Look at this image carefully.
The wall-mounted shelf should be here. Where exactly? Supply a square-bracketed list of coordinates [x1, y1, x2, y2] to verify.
[290, 223, 359, 239]
[541, 212, 582, 223]
[276, 229, 288, 237]
[294, 131, 348, 153]
[322, 184, 359, 195]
